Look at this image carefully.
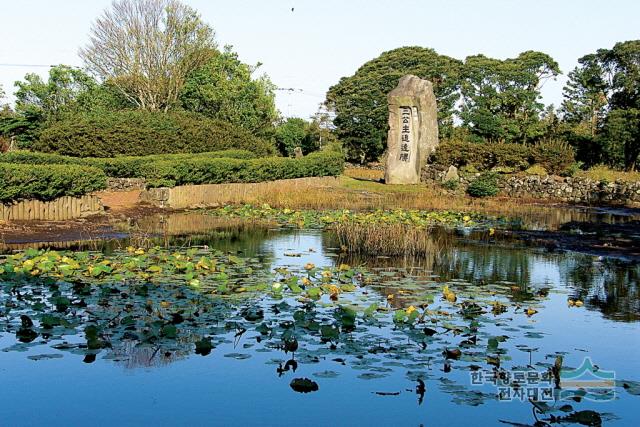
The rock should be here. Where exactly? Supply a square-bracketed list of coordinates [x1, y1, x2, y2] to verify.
[293, 147, 303, 159]
[385, 75, 438, 185]
[444, 165, 459, 182]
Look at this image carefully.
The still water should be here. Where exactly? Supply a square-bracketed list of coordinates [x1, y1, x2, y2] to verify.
[0, 227, 638, 426]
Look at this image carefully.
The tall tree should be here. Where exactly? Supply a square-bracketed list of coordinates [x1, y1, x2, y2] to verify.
[179, 46, 278, 138]
[460, 51, 560, 144]
[14, 65, 98, 119]
[325, 46, 463, 163]
[80, 0, 216, 112]
[599, 108, 640, 171]
[561, 40, 640, 169]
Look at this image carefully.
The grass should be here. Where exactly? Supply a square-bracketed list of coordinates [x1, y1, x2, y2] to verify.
[334, 222, 451, 256]
[576, 165, 640, 183]
[188, 172, 589, 231]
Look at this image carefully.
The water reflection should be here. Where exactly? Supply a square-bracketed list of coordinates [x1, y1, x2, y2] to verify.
[1, 227, 639, 426]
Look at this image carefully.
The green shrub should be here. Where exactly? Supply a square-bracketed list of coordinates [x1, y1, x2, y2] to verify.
[0, 164, 106, 203]
[432, 140, 575, 175]
[524, 165, 548, 176]
[141, 150, 345, 188]
[432, 140, 532, 171]
[561, 161, 583, 177]
[467, 172, 500, 198]
[0, 150, 258, 178]
[531, 139, 575, 175]
[35, 111, 276, 157]
[490, 166, 516, 174]
[442, 179, 459, 190]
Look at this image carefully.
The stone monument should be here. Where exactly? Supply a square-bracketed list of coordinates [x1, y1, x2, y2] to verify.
[384, 75, 439, 184]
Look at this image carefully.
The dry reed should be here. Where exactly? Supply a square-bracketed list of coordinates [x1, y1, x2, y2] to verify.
[334, 222, 451, 257]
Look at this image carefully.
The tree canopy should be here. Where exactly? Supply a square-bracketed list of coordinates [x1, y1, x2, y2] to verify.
[79, 0, 217, 112]
[460, 51, 560, 144]
[179, 46, 278, 138]
[561, 40, 640, 170]
[325, 46, 463, 163]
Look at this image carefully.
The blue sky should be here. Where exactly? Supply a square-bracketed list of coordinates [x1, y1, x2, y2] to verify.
[1, 0, 638, 118]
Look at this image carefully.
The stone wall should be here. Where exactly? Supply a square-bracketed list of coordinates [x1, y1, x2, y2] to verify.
[422, 165, 640, 204]
[106, 178, 147, 191]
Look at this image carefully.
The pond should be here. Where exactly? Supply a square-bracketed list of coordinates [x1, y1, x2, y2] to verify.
[0, 218, 639, 426]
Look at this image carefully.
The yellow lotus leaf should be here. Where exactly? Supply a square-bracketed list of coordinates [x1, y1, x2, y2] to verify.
[406, 305, 416, 315]
[526, 307, 538, 316]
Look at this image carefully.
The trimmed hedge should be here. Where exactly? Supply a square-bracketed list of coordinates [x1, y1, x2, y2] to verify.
[34, 111, 277, 157]
[0, 164, 106, 203]
[432, 140, 575, 175]
[0, 150, 258, 178]
[140, 150, 345, 188]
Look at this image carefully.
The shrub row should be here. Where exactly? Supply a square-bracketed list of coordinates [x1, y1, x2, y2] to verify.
[0, 150, 258, 178]
[0, 164, 107, 203]
[34, 110, 277, 157]
[141, 150, 345, 188]
[431, 140, 575, 175]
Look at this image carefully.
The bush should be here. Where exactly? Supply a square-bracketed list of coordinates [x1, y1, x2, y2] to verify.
[467, 172, 500, 198]
[0, 150, 258, 178]
[524, 165, 548, 176]
[531, 139, 575, 175]
[576, 165, 640, 183]
[432, 140, 575, 175]
[35, 110, 276, 157]
[0, 163, 106, 203]
[141, 150, 345, 188]
[442, 179, 459, 190]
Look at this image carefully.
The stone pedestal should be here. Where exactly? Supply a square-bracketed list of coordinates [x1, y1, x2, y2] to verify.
[384, 75, 439, 184]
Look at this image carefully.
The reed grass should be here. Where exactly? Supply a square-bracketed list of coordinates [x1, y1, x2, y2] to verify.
[334, 222, 450, 257]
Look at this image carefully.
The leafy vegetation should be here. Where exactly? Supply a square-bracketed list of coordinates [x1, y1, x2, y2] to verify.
[0, 149, 257, 177]
[0, 163, 106, 202]
[460, 51, 560, 144]
[561, 40, 640, 170]
[207, 204, 501, 232]
[180, 46, 278, 138]
[432, 139, 575, 175]
[34, 110, 276, 157]
[467, 172, 500, 198]
[0, 242, 635, 425]
[140, 150, 344, 187]
[576, 165, 640, 183]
